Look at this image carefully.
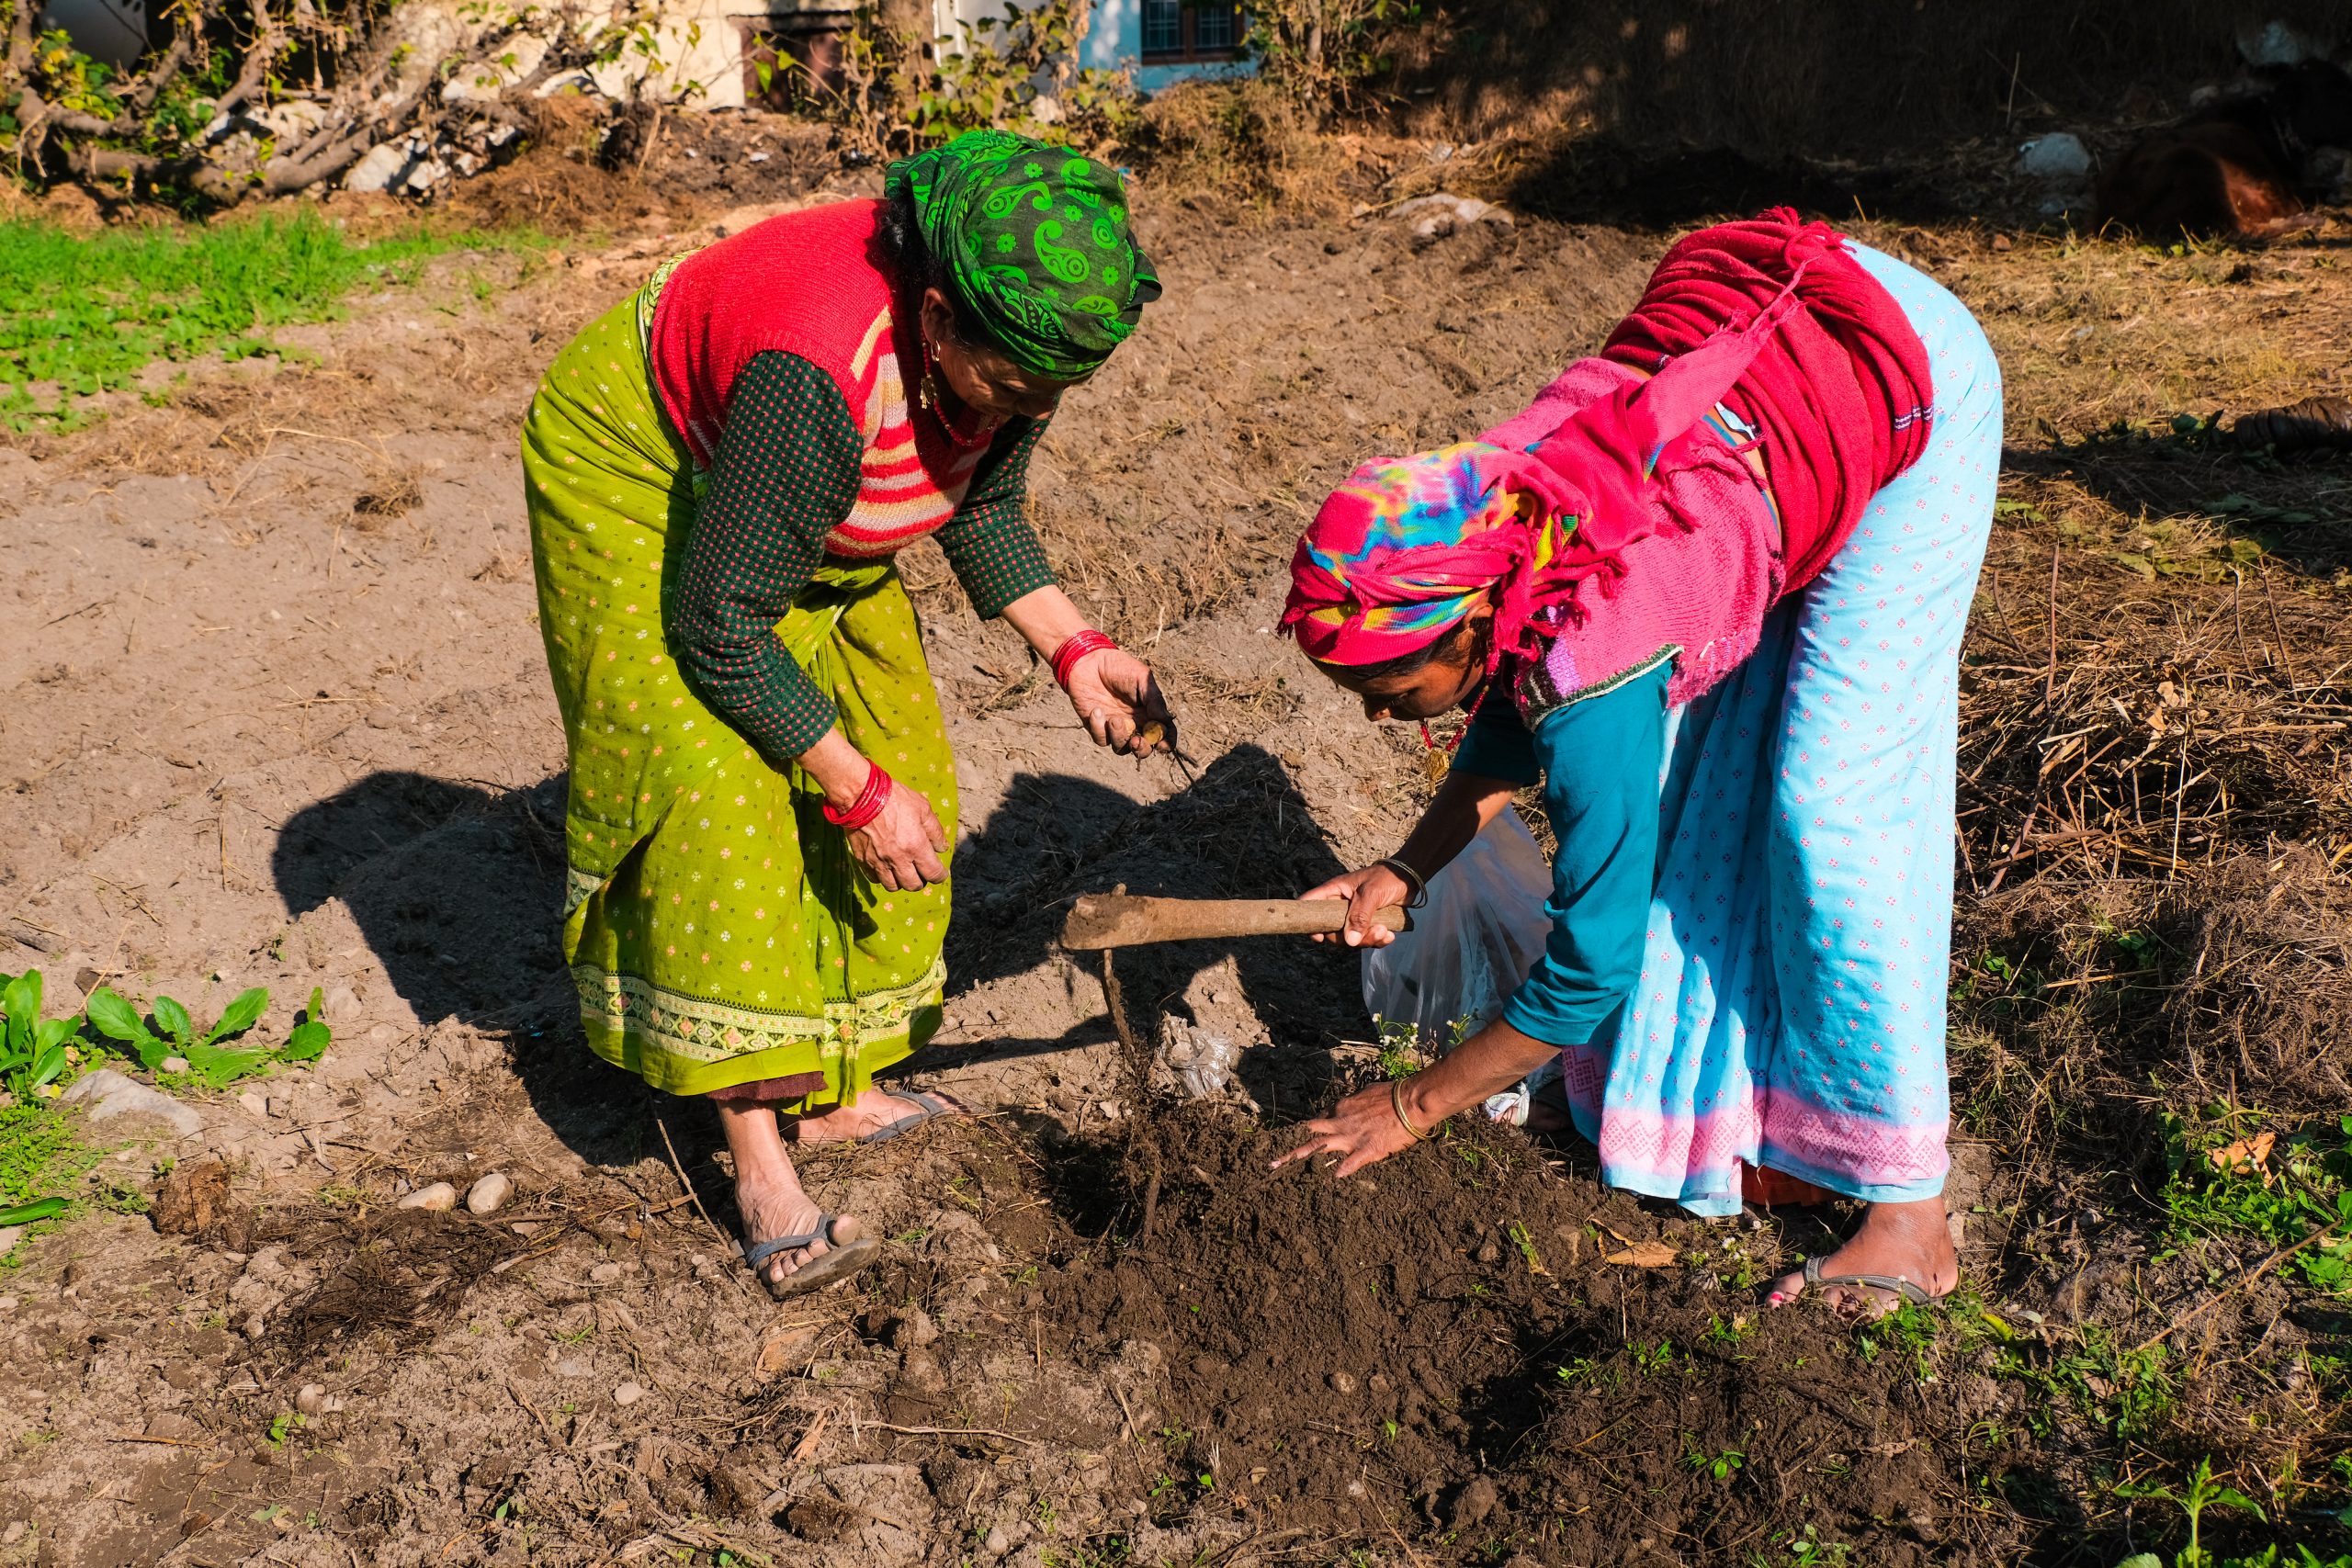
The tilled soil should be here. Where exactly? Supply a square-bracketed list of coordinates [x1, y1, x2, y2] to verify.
[2, 156, 2349, 1568]
[1041, 1109, 1949, 1562]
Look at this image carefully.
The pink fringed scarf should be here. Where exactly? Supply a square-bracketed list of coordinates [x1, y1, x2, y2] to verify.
[1602, 207, 1933, 594]
[1282, 210, 1933, 671]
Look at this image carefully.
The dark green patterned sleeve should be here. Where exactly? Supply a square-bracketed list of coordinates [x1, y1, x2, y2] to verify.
[935, 416, 1057, 618]
[671, 352, 862, 765]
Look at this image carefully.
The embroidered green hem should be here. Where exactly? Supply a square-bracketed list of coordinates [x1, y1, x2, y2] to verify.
[574, 958, 944, 1100]
[527, 279, 962, 1107]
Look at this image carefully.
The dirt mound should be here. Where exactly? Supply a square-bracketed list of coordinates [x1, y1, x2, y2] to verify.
[1042, 1107, 1964, 1561]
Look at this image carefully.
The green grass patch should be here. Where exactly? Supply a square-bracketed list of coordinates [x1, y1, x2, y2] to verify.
[2161, 1108, 2352, 1294]
[0, 212, 524, 430]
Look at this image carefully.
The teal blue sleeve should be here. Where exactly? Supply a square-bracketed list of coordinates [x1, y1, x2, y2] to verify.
[1449, 688, 1541, 785]
[1499, 664, 1669, 1047]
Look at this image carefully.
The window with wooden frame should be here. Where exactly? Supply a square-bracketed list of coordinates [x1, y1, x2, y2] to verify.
[1139, 0, 1243, 62]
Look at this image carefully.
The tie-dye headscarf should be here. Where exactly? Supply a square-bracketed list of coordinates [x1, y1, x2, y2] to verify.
[1280, 443, 1584, 668]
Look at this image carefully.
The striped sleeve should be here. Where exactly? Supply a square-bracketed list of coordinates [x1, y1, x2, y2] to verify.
[671, 351, 862, 765]
[935, 416, 1057, 618]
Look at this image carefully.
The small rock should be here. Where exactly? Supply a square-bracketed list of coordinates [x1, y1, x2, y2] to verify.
[1328, 1370, 1358, 1395]
[512, 1222, 541, 1237]
[983, 1526, 1012, 1556]
[58, 1068, 203, 1137]
[160, 1055, 189, 1075]
[0, 1227, 20, 1258]
[397, 1181, 458, 1212]
[343, 141, 417, 193]
[2016, 132, 2091, 185]
[1367, 1373, 1393, 1395]
[1345, 1478, 1368, 1499]
[1450, 1474, 1498, 1529]
[896, 1345, 946, 1393]
[613, 1381, 645, 1406]
[237, 1090, 267, 1119]
[1475, 1237, 1502, 1266]
[465, 1171, 514, 1215]
[889, 1307, 940, 1349]
[325, 984, 361, 1020]
[555, 1358, 590, 1378]
[0, 1295, 17, 1312]
[295, 1383, 332, 1416]
[2, 1521, 24, 1545]
[589, 1261, 625, 1285]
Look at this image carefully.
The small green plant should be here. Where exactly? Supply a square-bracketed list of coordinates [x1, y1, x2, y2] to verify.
[1504, 1220, 1547, 1275]
[2160, 1109, 2352, 1294]
[1749, 1524, 1853, 1567]
[1633, 1339, 1679, 1376]
[1996, 1324, 2175, 1436]
[0, 970, 79, 1100]
[86, 984, 331, 1086]
[1373, 1014, 1420, 1079]
[283, 987, 333, 1064]
[1704, 1313, 1756, 1347]
[2115, 1457, 2266, 1567]
[1683, 1434, 1745, 1482]
[86, 984, 269, 1085]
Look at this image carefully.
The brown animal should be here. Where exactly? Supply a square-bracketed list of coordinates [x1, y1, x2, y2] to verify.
[2098, 120, 2303, 237]
[2098, 58, 2352, 238]
[2233, 395, 2352, 452]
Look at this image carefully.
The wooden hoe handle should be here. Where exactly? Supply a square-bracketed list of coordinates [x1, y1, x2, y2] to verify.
[1059, 895, 1412, 951]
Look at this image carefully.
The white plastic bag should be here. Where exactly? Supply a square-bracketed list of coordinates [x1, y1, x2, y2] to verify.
[1362, 807, 1554, 1049]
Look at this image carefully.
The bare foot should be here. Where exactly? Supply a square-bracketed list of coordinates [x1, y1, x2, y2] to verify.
[735, 1170, 853, 1292]
[1765, 1195, 1958, 1317]
[787, 1089, 959, 1145]
[712, 1098, 864, 1294]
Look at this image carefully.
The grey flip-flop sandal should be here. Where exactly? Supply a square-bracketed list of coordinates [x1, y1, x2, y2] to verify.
[858, 1089, 961, 1146]
[741, 1213, 878, 1301]
[1799, 1254, 1937, 1308]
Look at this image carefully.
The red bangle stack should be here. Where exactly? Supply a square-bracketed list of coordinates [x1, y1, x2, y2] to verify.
[821, 761, 893, 830]
[1049, 628, 1117, 689]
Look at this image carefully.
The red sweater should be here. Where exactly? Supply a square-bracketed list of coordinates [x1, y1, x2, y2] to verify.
[647, 198, 993, 558]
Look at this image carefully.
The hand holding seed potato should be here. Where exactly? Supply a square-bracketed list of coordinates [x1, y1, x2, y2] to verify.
[1065, 646, 1175, 756]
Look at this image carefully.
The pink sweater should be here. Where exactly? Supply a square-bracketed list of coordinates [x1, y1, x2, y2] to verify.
[1480, 359, 1783, 715]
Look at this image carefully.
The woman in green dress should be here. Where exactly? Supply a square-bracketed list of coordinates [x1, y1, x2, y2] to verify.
[523, 130, 1170, 1296]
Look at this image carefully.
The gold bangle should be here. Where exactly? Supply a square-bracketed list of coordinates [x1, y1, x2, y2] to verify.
[1391, 1077, 1433, 1142]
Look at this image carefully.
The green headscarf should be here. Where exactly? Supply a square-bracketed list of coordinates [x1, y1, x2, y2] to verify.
[884, 130, 1160, 381]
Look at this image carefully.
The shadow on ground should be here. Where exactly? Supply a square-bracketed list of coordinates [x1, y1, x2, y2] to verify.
[269, 741, 1364, 1222]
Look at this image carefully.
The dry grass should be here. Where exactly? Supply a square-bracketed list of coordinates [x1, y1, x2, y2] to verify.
[1914, 224, 2352, 1223]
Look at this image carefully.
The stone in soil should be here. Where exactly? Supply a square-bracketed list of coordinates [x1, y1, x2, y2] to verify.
[57, 1068, 201, 1137]
[465, 1170, 514, 1214]
[397, 1181, 458, 1211]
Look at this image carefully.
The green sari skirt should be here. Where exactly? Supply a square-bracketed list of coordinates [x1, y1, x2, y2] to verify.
[520, 286, 954, 1103]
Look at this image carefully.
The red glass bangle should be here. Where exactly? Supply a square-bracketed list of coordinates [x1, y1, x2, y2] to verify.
[822, 762, 893, 830]
[1049, 628, 1117, 690]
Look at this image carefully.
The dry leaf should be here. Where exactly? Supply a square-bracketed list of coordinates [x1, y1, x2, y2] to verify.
[1604, 1240, 1679, 1269]
[756, 1323, 819, 1379]
[2208, 1131, 2276, 1184]
[788, 1407, 831, 1464]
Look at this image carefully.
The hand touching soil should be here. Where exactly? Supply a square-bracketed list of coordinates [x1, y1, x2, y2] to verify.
[1272, 1079, 1422, 1177]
